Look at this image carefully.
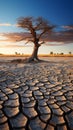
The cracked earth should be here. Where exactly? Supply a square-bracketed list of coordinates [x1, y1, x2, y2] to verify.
[0, 58, 73, 130]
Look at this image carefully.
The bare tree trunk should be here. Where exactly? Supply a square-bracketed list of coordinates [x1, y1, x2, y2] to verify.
[28, 43, 40, 62]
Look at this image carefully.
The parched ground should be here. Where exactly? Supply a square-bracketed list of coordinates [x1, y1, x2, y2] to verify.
[0, 57, 73, 130]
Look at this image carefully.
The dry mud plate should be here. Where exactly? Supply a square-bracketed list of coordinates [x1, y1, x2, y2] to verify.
[0, 57, 73, 130]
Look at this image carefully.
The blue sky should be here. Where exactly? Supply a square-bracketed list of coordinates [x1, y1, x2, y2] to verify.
[0, 0, 73, 54]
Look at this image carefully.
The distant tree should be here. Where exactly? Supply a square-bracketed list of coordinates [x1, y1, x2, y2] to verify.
[69, 52, 72, 55]
[15, 52, 18, 55]
[60, 52, 64, 55]
[0, 53, 3, 55]
[50, 51, 53, 55]
[17, 17, 55, 62]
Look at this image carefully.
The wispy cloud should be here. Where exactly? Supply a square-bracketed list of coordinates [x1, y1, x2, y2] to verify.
[0, 23, 21, 27]
[0, 25, 73, 46]
[0, 32, 31, 43]
[62, 25, 73, 30]
[0, 33, 32, 48]
[0, 44, 25, 48]
[0, 23, 12, 26]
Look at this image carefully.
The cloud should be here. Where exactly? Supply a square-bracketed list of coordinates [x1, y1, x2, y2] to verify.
[0, 25, 73, 46]
[62, 25, 73, 30]
[0, 23, 12, 26]
[1, 32, 32, 43]
[0, 33, 33, 48]
[41, 30, 73, 44]
[0, 44, 25, 48]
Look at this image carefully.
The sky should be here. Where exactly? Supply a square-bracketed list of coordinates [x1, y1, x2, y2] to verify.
[0, 0, 73, 54]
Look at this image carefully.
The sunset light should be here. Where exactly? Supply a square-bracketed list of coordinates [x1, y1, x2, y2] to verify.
[0, 0, 73, 55]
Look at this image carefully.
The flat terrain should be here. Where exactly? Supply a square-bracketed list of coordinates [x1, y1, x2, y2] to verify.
[0, 57, 73, 130]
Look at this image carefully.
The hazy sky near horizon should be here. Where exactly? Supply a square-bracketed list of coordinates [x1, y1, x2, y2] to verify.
[0, 0, 73, 54]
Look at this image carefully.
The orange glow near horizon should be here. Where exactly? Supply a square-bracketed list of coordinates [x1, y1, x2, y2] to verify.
[0, 34, 73, 55]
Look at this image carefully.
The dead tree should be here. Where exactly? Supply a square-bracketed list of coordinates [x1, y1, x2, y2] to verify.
[17, 17, 54, 62]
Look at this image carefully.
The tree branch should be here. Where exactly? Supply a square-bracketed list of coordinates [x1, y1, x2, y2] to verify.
[38, 26, 54, 39]
[40, 41, 45, 45]
[38, 30, 47, 39]
[25, 39, 34, 44]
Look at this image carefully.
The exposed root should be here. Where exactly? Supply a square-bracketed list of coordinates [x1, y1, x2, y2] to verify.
[11, 57, 43, 63]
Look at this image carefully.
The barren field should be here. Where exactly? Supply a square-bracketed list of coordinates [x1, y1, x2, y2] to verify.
[0, 57, 73, 130]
